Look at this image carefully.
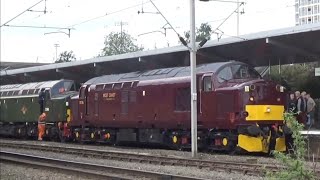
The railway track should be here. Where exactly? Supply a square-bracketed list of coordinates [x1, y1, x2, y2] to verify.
[1, 141, 319, 177]
[0, 150, 199, 180]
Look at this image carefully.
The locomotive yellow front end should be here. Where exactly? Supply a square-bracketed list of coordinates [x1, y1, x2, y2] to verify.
[237, 82, 287, 153]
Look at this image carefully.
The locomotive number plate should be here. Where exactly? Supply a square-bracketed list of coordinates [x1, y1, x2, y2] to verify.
[103, 92, 116, 101]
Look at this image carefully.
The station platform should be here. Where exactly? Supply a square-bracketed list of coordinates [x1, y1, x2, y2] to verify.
[300, 130, 320, 135]
[300, 130, 320, 159]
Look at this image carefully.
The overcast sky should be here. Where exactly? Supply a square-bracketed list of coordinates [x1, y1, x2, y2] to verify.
[1, 0, 295, 63]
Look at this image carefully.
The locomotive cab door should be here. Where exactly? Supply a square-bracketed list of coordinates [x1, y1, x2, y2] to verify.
[199, 74, 216, 126]
[78, 85, 90, 122]
[44, 89, 52, 122]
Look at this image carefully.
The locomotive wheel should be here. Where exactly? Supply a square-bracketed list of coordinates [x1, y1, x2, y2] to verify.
[48, 127, 59, 142]
[78, 132, 85, 144]
[58, 130, 67, 143]
[169, 135, 182, 150]
[17, 126, 27, 139]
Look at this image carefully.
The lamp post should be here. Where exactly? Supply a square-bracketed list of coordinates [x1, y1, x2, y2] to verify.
[189, 0, 198, 158]
[189, 0, 243, 158]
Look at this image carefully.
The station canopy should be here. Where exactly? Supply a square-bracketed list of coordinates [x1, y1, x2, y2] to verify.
[1, 23, 319, 85]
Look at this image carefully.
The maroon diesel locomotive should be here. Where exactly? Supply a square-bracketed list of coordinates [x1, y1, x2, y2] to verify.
[66, 61, 287, 153]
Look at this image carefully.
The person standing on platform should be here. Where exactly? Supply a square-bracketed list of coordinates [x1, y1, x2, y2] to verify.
[38, 113, 46, 141]
[38, 88, 45, 115]
[301, 91, 307, 111]
[306, 93, 316, 129]
[287, 93, 296, 113]
[295, 91, 307, 125]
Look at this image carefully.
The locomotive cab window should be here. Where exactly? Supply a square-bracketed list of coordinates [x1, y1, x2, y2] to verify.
[51, 80, 75, 96]
[217, 66, 233, 83]
[217, 64, 261, 83]
[203, 76, 213, 92]
[80, 87, 86, 98]
[231, 65, 261, 79]
[45, 89, 51, 100]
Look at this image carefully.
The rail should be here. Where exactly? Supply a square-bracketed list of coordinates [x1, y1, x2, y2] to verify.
[0, 141, 287, 176]
[0, 150, 200, 180]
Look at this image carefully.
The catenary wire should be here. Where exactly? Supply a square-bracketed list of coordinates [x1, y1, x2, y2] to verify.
[1, 0, 45, 27]
[68, 0, 156, 28]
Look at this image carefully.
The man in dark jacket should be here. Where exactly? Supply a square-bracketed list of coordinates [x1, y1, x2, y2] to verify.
[295, 91, 307, 124]
[38, 88, 45, 114]
[287, 93, 296, 113]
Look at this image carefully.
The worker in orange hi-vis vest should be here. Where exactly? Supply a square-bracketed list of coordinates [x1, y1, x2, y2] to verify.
[38, 113, 46, 141]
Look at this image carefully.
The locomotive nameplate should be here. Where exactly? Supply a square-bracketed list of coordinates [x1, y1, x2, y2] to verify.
[103, 92, 116, 101]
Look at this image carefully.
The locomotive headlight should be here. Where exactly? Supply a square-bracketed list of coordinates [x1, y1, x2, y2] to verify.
[276, 85, 284, 92]
[266, 106, 271, 113]
[277, 98, 281, 102]
[280, 86, 284, 92]
[249, 97, 254, 101]
[245, 86, 250, 92]
[66, 102, 69, 106]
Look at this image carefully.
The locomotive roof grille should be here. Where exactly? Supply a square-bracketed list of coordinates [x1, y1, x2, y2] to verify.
[0, 79, 74, 97]
[85, 61, 252, 85]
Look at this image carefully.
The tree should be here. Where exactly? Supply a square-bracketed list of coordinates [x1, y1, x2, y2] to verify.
[101, 31, 143, 56]
[267, 112, 315, 180]
[269, 62, 320, 98]
[55, 51, 76, 63]
[184, 23, 212, 43]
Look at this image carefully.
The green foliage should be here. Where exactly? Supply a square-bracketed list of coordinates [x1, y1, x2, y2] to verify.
[184, 23, 212, 43]
[101, 31, 143, 56]
[270, 62, 320, 98]
[267, 112, 315, 180]
[55, 51, 76, 63]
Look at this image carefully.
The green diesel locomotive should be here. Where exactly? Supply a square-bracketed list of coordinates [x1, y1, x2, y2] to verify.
[0, 79, 78, 140]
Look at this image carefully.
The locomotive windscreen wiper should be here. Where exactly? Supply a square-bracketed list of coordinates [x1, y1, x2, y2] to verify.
[219, 76, 229, 82]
